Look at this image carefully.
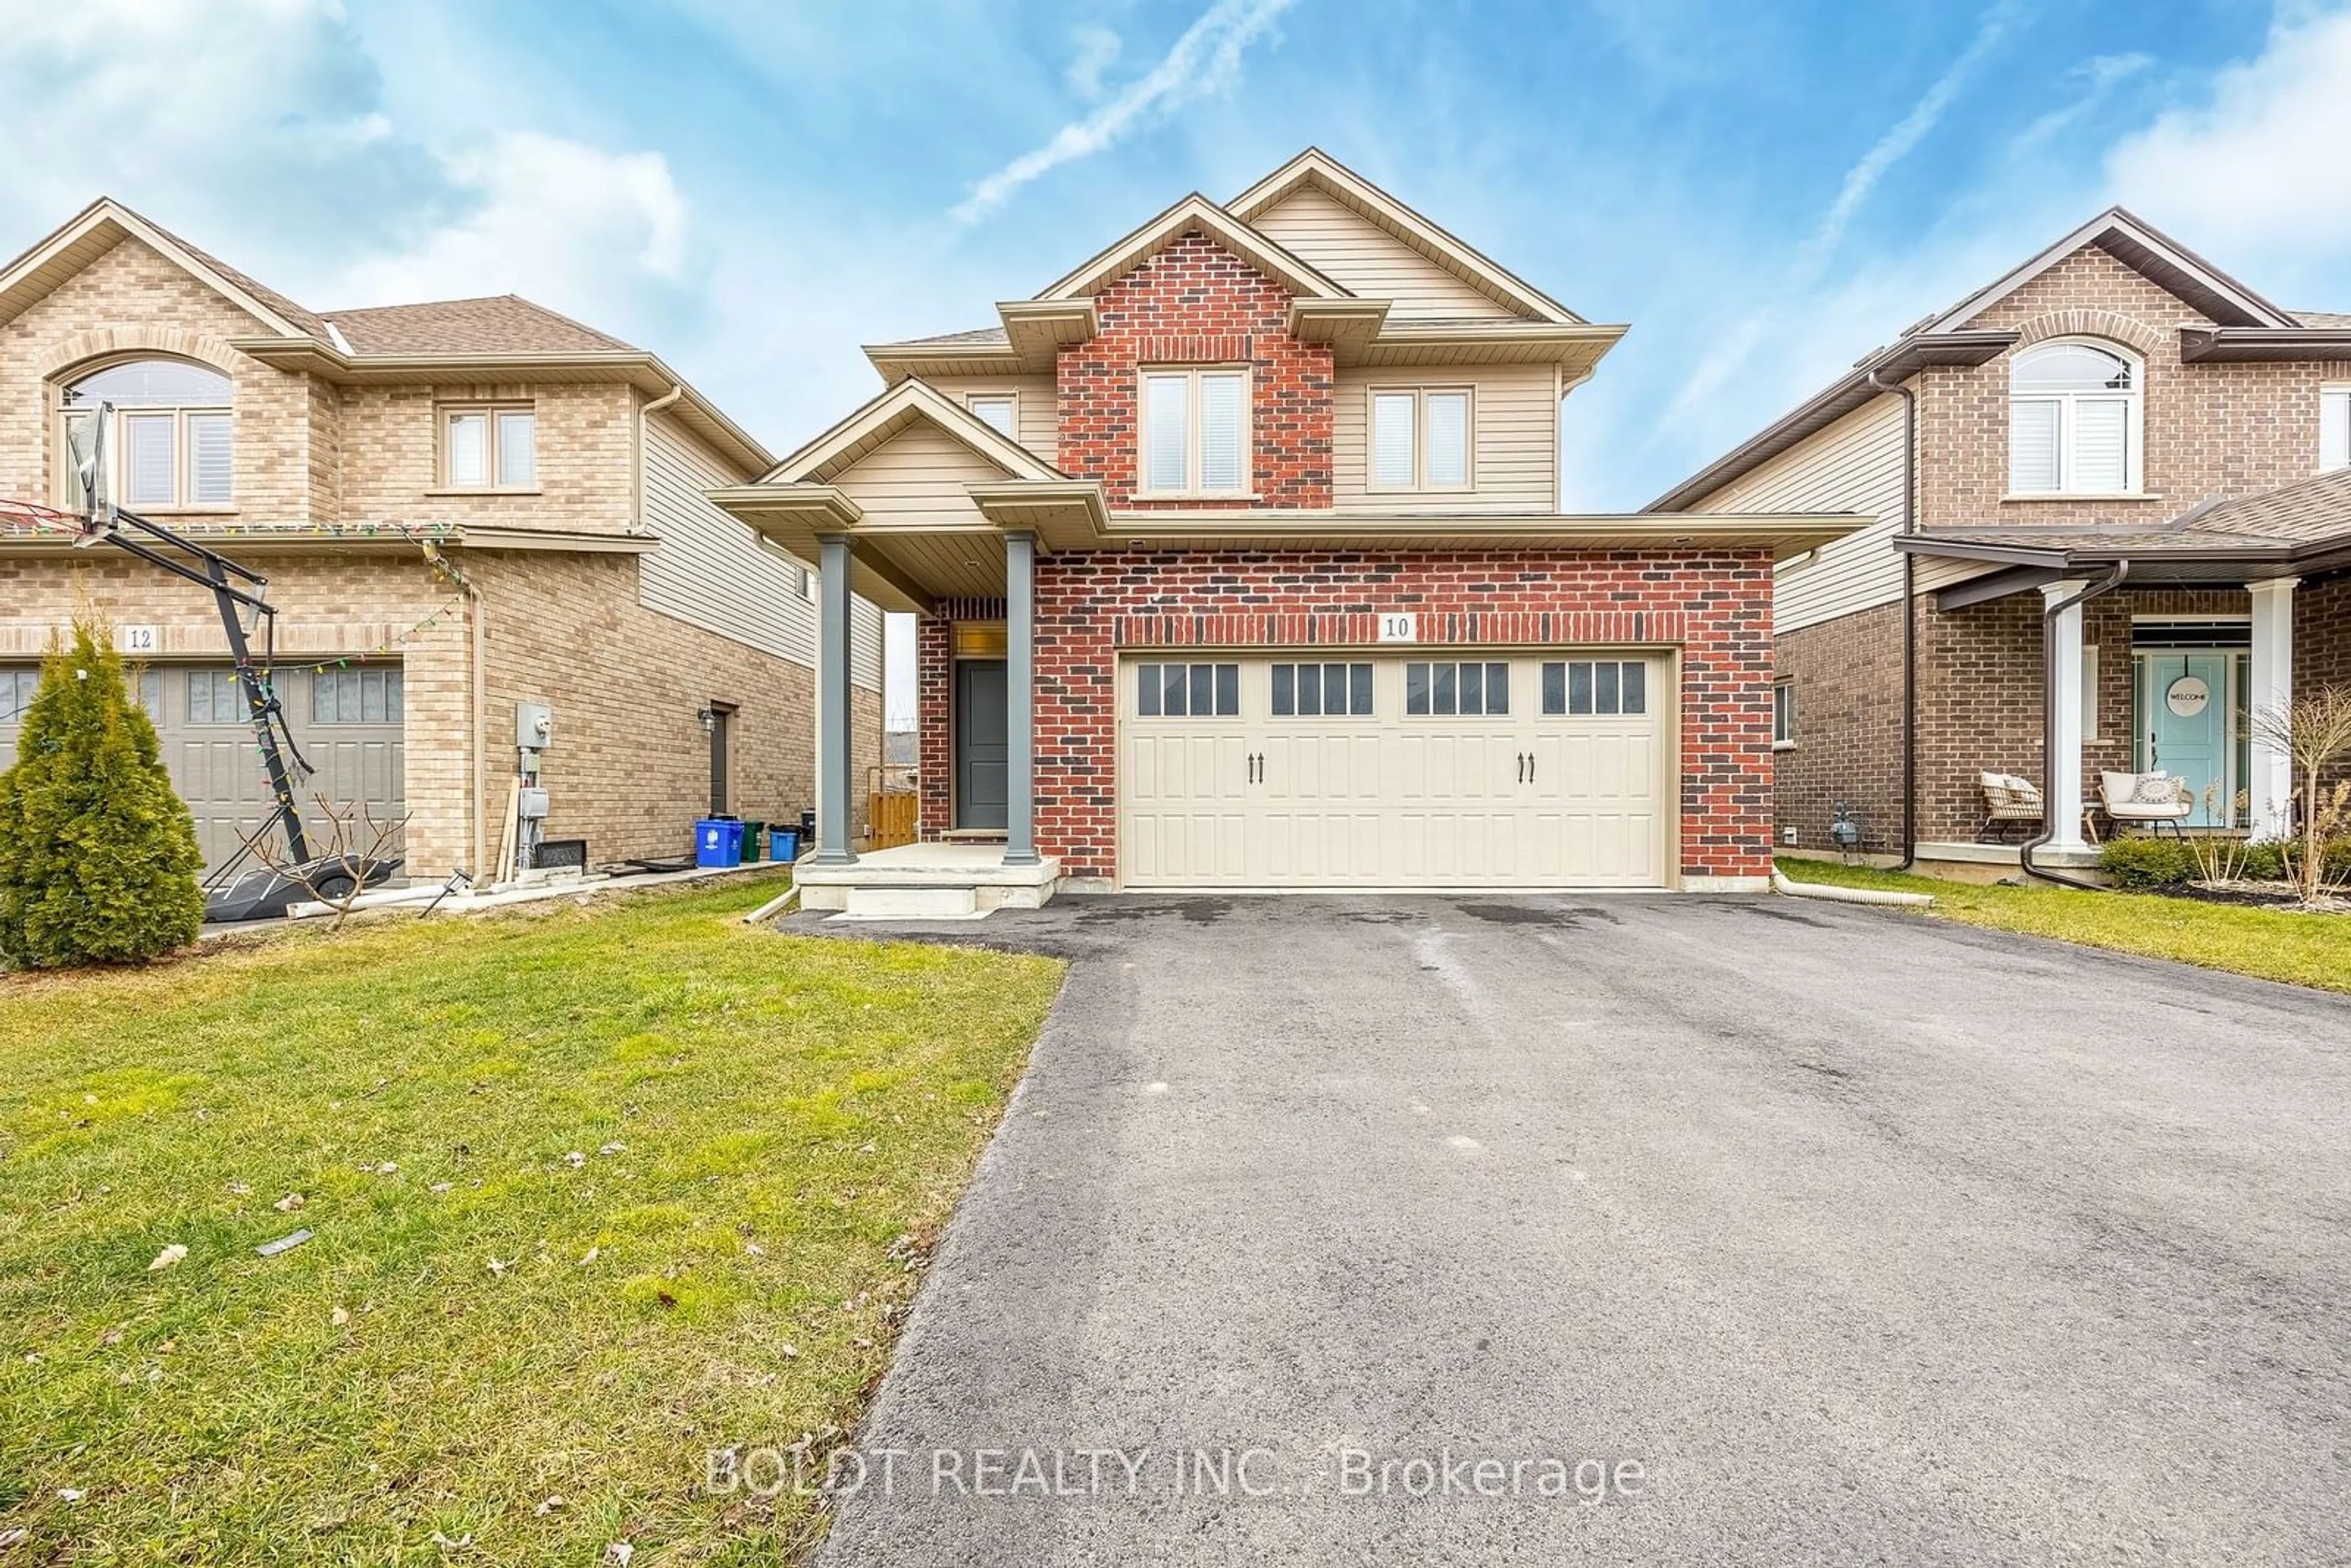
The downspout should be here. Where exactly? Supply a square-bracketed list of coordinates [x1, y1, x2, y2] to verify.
[1865, 367, 1918, 870]
[2019, 560, 2129, 890]
[636, 383, 686, 532]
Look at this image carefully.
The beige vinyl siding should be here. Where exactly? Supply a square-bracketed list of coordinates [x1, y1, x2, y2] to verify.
[1333, 365, 1557, 511]
[922, 373, 1059, 464]
[1249, 186, 1520, 322]
[1698, 394, 1907, 634]
[641, 413, 883, 692]
[827, 422, 1009, 523]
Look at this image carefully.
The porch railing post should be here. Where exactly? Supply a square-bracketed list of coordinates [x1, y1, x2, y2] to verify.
[813, 533, 857, 866]
[1003, 530, 1040, 867]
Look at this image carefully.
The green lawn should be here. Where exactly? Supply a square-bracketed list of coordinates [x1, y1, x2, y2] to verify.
[0, 876, 1065, 1564]
[1778, 855, 2351, 995]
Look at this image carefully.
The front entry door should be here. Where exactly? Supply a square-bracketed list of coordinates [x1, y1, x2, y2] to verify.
[2140, 652, 2229, 827]
[955, 659, 1009, 830]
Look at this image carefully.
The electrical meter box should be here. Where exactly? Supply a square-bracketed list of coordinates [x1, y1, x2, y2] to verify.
[516, 702, 552, 749]
[517, 787, 550, 820]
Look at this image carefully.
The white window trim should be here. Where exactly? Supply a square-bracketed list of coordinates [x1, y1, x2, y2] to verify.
[2082, 645, 2102, 743]
[2006, 337, 2144, 498]
[1365, 384, 1475, 493]
[963, 390, 1020, 440]
[1134, 366, 1253, 500]
[436, 403, 539, 493]
[1772, 679, 1796, 750]
[2321, 383, 2351, 474]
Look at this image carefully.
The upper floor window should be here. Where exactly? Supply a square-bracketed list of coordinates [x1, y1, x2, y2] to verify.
[965, 392, 1018, 438]
[1139, 367, 1247, 498]
[59, 358, 234, 511]
[2323, 386, 2350, 474]
[2009, 339, 2140, 495]
[1370, 387, 1471, 491]
[443, 405, 536, 490]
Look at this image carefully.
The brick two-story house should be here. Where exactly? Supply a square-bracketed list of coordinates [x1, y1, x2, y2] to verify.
[713, 150, 1854, 909]
[1652, 208, 2351, 875]
[0, 198, 883, 884]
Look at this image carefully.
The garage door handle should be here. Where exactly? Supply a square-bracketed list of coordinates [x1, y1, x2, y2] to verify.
[1516, 752, 1525, 783]
[1527, 751, 1536, 783]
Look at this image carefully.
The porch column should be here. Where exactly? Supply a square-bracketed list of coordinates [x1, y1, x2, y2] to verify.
[813, 533, 857, 866]
[2043, 579, 2091, 853]
[1003, 530, 1040, 866]
[2248, 576, 2299, 840]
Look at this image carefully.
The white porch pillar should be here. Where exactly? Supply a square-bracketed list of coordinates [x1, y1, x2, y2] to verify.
[1002, 531, 1040, 867]
[2044, 579, 2091, 853]
[812, 533, 857, 866]
[2248, 577, 2299, 840]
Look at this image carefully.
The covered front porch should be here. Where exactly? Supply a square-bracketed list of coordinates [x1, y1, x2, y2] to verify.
[1900, 470, 2351, 863]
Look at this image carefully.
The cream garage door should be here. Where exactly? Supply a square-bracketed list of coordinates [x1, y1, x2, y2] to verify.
[1121, 653, 1667, 890]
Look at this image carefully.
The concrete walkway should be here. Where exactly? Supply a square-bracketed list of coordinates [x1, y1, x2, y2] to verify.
[795, 894, 2351, 1566]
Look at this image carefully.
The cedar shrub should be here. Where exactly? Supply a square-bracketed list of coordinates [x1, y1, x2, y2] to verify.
[0, 615, 205, 966]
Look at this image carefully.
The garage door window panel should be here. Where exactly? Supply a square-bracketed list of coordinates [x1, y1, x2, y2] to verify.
[1272, 662, 1373, 717]
[1406, 661, 1509, 716]
[315, 668, 405, 725]
[1545, 659, 1646, 716]
[188, 670, 248, 725]
[1135, 661, 1237, 718]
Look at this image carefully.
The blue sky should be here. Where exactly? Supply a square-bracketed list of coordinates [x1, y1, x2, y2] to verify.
[6, 0, 2350, 716]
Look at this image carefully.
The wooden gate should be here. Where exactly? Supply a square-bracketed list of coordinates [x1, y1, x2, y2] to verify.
[867, 765, 917, 849]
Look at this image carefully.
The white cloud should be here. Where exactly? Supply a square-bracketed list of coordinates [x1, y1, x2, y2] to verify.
[2011, 53, 2154, 156]
[327, 133, 689, 312]
[950, 0, 1297, 223]
[2107, 6, 2351, 266]
[1067, 24, 1123, 99]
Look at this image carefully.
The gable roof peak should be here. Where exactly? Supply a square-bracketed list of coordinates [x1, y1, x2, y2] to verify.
[1923, 203, 2297, 336]
[0, 193, 328, 340]
[1033, 189, 1349, 304]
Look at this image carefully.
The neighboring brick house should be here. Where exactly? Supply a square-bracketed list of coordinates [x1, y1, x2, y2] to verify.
[714, 150, 1853, 906]
[1651, 208, 2351, 874]
[0, 198, 883, 883]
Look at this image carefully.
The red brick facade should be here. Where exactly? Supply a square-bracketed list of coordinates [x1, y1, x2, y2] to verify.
[918, 549, 1777, 883]
[1057, 232, 1334, 509]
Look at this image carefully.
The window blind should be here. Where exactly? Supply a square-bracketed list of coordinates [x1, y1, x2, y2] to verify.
[496, 411, 536, 487]
[1198, 372, 1244, 492]
[968, 396, 1015, 437]
[2323, 389, 2350, 473]
[2071, 397, 2129, 492]
[1372, 392, 1415, 487]
[1143, 375, 1189, 492]
[447, 413, 489, 487]
[2009, 398, 2060, 492]
[124, 413, 176, 506]
[1425, 392, 1468, 486]
[187, 413, 233, 504]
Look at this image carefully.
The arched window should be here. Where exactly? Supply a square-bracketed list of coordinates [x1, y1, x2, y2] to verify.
[2008, 339, 2140, 496]
[58, 358, 234, 510]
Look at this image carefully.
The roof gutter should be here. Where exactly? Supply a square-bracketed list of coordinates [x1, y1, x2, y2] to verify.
[2019, 560, 2129, 891]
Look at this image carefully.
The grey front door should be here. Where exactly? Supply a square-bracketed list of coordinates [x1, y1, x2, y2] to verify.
[956, 659, 1008, 830]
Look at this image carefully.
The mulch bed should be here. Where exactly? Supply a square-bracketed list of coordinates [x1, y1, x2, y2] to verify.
[2164, 880, 2350, 914]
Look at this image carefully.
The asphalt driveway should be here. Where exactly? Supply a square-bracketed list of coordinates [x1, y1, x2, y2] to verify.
[799, 894, 2351, 1566]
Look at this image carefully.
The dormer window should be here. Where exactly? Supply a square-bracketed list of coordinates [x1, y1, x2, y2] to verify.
[58, 358, 234, 511]
[1138, 368, 1248, 498]
[2009, 339, 2141, 495]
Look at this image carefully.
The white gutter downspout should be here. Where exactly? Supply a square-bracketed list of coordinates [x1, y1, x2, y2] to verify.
[1772, 868, 1935, 907]
[636, 382, 686, 531]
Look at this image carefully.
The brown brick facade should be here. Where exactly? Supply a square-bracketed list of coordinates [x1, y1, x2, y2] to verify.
[1774, 599, 1904, 853]
[918, 550, 1777, 884]
[1057, 232, 1335, 509]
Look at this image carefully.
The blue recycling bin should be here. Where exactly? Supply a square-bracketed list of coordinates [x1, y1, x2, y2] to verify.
[769, 826, 800, 862]
[695, 817, 744, 868]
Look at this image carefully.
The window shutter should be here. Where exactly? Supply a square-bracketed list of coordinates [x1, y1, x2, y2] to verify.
[2323, 389, 2351, 473]
[1198, 372, 1244, 492]
[124, 413, 176, 506]
[1372, 392, 1415, 487]
[2009, 398, 2060, 492]
[1425, 392, 1468, 487]
[496, 411, 536, 487]
[1143, 375, 1190, 492]
[188, 413, 233, 504]
[2071, 397, 2128, 491]
[447, 413, 488, 487]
